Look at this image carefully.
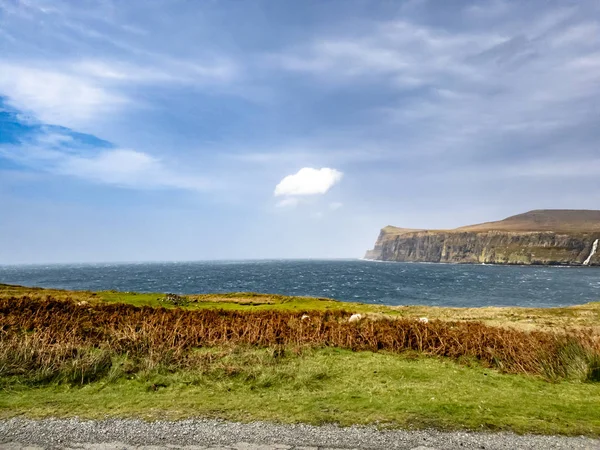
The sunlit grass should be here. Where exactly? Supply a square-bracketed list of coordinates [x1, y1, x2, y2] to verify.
[1, 347, 599, 435]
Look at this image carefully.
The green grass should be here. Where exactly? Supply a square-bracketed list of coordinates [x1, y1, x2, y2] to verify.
[0, 283, 400, 315]
[97, 290, 386, 314]
[1, 347, 599, 435]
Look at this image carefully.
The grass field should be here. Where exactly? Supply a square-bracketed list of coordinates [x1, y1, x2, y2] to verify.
[1, 283, 599, 435]
[3, 347, 600, 435]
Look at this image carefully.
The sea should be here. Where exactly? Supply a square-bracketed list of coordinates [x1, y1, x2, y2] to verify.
[0, 259, 599, 308]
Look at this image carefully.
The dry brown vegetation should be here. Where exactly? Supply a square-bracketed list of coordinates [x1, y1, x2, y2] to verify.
[382, 210, 600, 234]
[1, 295, 599, 385]
[457, 209, 600, 233]
[388, 303, 600, 332]
[3, 283, 599, 332]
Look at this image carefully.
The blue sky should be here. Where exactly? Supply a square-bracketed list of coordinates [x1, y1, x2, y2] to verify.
[1, 0, 599, 264]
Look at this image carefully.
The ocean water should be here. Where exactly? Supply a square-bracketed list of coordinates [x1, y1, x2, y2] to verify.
[1, 259, 599, 308]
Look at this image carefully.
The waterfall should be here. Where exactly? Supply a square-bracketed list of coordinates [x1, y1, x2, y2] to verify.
[583, 239, 599, 266]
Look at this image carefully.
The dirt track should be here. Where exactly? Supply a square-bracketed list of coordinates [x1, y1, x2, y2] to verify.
[1, 418, 599, 450]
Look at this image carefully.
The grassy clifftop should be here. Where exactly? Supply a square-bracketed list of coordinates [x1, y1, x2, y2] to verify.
[380, 210, 600, 235]
[458, 210, 600, 233]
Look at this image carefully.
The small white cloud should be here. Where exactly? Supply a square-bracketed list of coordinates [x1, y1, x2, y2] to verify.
[275, 197, 300, 208]
[274, 167, 343, 196]
[329, 202, 343, 210]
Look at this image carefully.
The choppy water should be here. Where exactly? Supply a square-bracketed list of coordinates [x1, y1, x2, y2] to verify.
[1, 260, 599, 308]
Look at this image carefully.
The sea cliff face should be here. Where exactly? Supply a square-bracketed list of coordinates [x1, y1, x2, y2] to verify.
[365, 210, 600, 266]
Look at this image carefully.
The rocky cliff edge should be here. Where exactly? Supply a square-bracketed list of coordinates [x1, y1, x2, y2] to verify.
[365, 210, 600, 266]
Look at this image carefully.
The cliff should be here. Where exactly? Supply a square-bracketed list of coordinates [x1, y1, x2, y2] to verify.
[365, 210, 600, 266]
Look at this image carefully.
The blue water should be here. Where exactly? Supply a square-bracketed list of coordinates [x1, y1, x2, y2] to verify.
[1, 260, 599, 308]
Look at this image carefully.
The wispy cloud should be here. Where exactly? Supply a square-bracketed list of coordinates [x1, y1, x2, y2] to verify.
[465, 0, 511, 19]
[56, 148, 210, 191]
[275, 197, 300, 208]
[73, 58, 238, 85]
[0, 105, 210, 192]
[270, 5, 600, 172]
[3, 140, 211, 192]
[272, 20, 502, 85]
[0, 63, 128, 129]
[0, 55, 239, 129]
[0, 0, 240, 130]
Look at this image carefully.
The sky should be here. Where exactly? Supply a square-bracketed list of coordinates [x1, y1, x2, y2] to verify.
[1, 0, 599, 264]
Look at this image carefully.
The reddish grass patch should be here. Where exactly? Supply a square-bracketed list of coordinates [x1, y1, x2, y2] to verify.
[1, 296, 599, 382]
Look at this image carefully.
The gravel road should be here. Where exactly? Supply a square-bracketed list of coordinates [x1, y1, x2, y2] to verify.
[1, 419, 599, 450]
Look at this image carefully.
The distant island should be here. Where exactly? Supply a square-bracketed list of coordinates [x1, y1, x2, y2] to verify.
[365, 209, 600, 266]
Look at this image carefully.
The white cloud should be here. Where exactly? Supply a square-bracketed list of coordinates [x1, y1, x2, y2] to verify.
[329, 202, 343, 210]
[274, 167, 343, 197]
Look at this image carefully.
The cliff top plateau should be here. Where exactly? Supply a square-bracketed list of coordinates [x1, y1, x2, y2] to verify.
[383, 210, 600, 236]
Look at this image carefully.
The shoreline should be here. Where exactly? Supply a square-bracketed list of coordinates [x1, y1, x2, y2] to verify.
[361, 257, 600, 268]
[0, 284, 600, 311]
[2, 260, 599, 310]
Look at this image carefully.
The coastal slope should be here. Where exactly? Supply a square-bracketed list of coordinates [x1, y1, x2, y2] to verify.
[365, 210, 600, 265]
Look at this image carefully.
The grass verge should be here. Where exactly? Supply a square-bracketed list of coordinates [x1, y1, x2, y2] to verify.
[1, 347, 600, 435]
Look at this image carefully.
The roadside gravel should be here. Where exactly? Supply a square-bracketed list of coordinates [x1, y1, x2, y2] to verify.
[1, 418, 599, 450]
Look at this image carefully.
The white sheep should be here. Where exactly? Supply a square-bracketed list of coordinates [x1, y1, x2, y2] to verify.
[301, 314, 310, 321]
[348, 313, 363, 323]
[419, 317, 429, 324]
